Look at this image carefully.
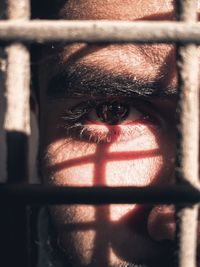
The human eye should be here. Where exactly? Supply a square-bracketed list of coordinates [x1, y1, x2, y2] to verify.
[61, 99, 163, 143]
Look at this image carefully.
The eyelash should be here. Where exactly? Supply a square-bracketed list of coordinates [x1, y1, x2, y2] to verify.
[62, 100, 95, 123]
[60, 99, 157, 144]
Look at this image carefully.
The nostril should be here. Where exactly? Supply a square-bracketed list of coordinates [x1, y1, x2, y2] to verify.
[147, 205, 176, 242]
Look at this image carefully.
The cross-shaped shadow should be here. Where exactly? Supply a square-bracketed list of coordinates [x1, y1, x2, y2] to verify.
[48, 123, 170, 266]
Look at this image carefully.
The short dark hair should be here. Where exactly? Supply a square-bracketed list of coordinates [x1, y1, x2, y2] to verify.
[31, 0, 65, 19]
[31, 0, 66, 98]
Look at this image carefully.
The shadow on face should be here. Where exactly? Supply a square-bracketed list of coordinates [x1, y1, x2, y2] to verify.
[36, 0, 200, 266]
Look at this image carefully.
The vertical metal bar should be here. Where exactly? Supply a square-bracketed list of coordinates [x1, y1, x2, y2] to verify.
[175, 1, 199, 267]
[5, 43, 30, 181]
[2, 1, 31, 267]
[0, 62, 6, 175]
[5, 0, 30, 155]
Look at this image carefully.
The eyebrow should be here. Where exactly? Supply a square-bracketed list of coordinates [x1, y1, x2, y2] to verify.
[46, 64, 177, 99]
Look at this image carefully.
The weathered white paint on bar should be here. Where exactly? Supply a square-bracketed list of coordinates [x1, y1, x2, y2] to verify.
[4, 44, 30, 133]
[176, 1, 200, 267]
[0, 21, 200, 43]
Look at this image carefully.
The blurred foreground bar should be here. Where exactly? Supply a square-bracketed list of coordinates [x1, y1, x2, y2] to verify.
[175, 1, 200, 267]
[0, 184, 199, 205]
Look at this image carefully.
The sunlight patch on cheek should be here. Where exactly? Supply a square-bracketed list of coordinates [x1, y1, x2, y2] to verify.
[71, 230, 96, 265]
[110, 204, 135, 221]
[104, 147, 164, 220]
[45, 140, 97, 185]
[109, 125, 159, 152]
[46, 140, 97, 162]
[53, 163, 95, 186]
[105, 156, 163, 187]
[50, 205, 96, 224]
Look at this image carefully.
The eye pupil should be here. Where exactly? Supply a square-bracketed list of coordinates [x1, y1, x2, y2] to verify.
[96, 102, 129, 125]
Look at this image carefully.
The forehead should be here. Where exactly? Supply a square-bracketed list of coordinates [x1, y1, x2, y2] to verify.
[39, 0, 200, 98]
[60, 0, 175, 20]
[59, 0, 200, 21]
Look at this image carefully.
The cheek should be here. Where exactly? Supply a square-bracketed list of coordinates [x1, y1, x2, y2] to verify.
[106, 157, 163, 187]
[43, 125, 175, 189]
[50, 205, 96, 266]
[46, 123, 175, 261]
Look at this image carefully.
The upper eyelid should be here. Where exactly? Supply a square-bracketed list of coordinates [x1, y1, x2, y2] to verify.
[68, 98, 149, 109]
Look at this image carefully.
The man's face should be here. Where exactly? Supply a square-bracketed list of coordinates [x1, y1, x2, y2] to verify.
[38, 1, 200, 266]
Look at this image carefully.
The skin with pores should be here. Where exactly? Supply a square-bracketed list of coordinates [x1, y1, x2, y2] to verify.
[37, 1, 200, 266]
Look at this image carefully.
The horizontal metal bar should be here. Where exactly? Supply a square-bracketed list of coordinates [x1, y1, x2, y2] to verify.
[0, 20, 200, 43]
[0, 184, 200, 205]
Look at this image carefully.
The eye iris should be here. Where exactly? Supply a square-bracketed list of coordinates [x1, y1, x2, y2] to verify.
[96, 102, 129, 125]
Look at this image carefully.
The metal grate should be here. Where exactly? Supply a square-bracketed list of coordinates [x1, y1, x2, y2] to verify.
[0, 0, 200, 267]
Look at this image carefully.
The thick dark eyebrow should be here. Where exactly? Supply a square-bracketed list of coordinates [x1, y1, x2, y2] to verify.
[46, 64, 177, 99]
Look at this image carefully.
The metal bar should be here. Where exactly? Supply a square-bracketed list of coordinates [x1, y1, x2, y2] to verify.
[0, 49, 6, 183]
[0, 184, 199, 205]
[0, 21, 200, 43]
[2, 1, 31, 267]
[7, 0, 30, 19]
[4, 0, 30, 182]
[5, 44, 30, 181]
[175, 1, 199, 267]
[4, 42, 30, 134]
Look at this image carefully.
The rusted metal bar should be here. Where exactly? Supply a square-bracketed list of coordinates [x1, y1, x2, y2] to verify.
[2, 1, 31, 267]
[4, 0, 30, 181]
[0, 21, 200, 43]
[0, 50, 6, 183]
[175, 1, 200, 267]
[5, 44, 30, 181]
[7, 0, 30, 19]
[0, 184, 199, 205]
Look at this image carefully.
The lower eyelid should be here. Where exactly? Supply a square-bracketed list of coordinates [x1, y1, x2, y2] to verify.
[75, 123, 157, 144]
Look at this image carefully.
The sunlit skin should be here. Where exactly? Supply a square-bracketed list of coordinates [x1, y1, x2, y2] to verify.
[38, 1, 200, 266]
